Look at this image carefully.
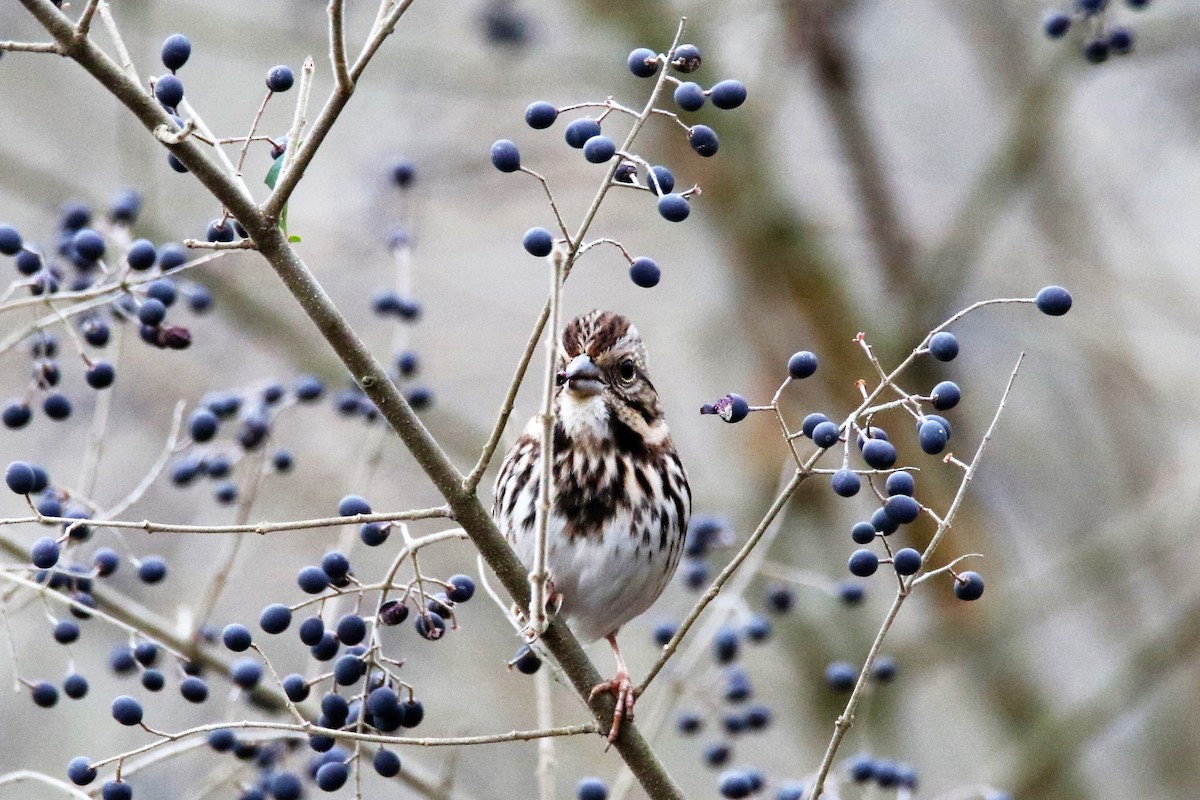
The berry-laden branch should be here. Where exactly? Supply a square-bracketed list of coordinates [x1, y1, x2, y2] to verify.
[808, 354, 1025, 800]
[17, 2, 685, 796]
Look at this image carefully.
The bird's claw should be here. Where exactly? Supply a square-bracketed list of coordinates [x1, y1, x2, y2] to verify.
[590, 669, 635, 748]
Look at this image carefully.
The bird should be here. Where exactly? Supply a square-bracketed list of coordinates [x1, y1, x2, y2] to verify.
[492, 309, 691, 744]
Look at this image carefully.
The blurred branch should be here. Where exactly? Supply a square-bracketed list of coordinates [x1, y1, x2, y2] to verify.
[786, 1, 917, 301]
[0, 506, 453, 535]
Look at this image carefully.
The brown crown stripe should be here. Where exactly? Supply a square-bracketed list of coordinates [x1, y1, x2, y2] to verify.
[561, 310, 634, 359]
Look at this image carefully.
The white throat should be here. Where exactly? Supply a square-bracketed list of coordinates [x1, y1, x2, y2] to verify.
[558, 391, 609, 441]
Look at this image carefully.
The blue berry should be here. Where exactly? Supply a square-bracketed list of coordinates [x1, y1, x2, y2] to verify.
[860, 438, 897, 469]
[64, 671, 89, 698]
[398, 698, 424, 728]
[831, 469, 860, 497]
[718, 771, 752, 799]
[208, 729, 236, 752]
[872, 656, 898, 682]
[222, 623, 252, 652]
[766, 584, 795, 613]
[825, 661, 857, 692]
[658, 193, 690, 222]
[839, 581, 866, 605]
[892, 548, 922, 575]
[333, 654, 364, 685]
[360, 522, 389, 546]
[389, 158, 415, 188]
[159, 243, 187, 270]
[674, 81, 705, 111]
[688, 124, 719, 157]
[1077, 0, 1107, 11]
[724, 668, 752, 702]
[777, 784, 805, 800]
[954, 571, 985, 601]
[522, 227, 554, 257]
[629, 256, 661, 288]
[110, 646, 137, 674]
[811, 420, 840, 448]
[627, 47, 658, 77]
[745, 614, 771, 642]
[676, 710, 702, 734]
[648, 165, 675, 195]
[316, 762, 348, 792]
[67, 756, 97, 786]
[73, 229, 105, 261]
[299, 616, 325, 646]
[86, 361, 116, 389]
[801, 412, 830, 438]
[884, 494, 920, 524]
[15, 249, 41, 275]
[167, 153, 189, 173]
[146, 279, 176, 306]
[102, 781, 132, 800]
[270, 773, 303, 800]
[874, 760, 900, 788]
[138, 554, 169, 585]
[525, 101, 558, 129]
[54, 619, 80, 644]
[704, 742, 731, 767]
[231, 658, 262, 689]
[713, 626, 740, 664]
[490, 139, 521, 172]
[702, 393, 749, 423]
[787, 350, 818, 379]
[928, 331, 958, 361]
[43, 393, 72, 421]
[126, 239, 157, 271]
[30, 537, 60, 569]
[746, 705, 771, 730]
[1035, 285, 1073, 316]
[294, 375, 324, 401]
[338, 494, 371, 516]
[272, 450, 293, 472]
[161, 33, 191, 70]
[0, 224, 23, 255]
[565, 118, 602, 148]
[336, 614, 367, 645]
[871, 507, 899, 536]
[298, 566, 330, 594]
[321, 551, 352, 582]
[885, 472, 915, 496]
[141, 669, 165, 692]
[374, 749, 401, 777]
[447, 574, 476, 602]
[111, 695, 144, 725]
[282, 674, 309, 702]
[577, 777, 608, 800]
[851, 521, 876, 544]
[266, 65, 294, 93]
[155, 74, 184, 107]
[930, 380, 960, 410]
[6, 461, 37, 494]
[848, 549, 878, 577]
[917, 418, 949, 455]
[137, 298, 166, 327]
[582, 135, 616, 163]
[683, 559, 709, 589]
[849, 755, 876, 782]
[32, 681, 59, 707]
[710, 79, 748, 109]
[188, 409, 218, 442]
[512, 644, 541, 674]
[1042, 11, 1071, 38]
[672, 43, 702, 72]
[180, 675, 208, 703]
[133, 642, 158, 666]
[415, 612, 446, 640]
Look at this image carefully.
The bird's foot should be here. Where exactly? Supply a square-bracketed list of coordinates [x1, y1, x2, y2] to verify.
[589, 668, 636, 748]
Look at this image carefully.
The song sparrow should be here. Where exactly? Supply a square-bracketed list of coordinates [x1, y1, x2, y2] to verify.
[493, 310, 691, 743]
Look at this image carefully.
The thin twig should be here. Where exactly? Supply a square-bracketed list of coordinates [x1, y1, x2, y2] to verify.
[1, 506, 454, 535]
[329, 0, 353, 90]
[98, 400, 185, 521]
[0, 40, 60, 53]
[527, 250, 565, 639]
[75, 0, 101, 36]
[96, 2, 137, 84]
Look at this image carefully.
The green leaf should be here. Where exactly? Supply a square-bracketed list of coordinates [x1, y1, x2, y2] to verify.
[288, 235, 302, 243]
[264, 153, 285, 189]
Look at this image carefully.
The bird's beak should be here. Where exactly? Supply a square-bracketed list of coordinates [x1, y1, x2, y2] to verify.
[558, 354, 604, 397]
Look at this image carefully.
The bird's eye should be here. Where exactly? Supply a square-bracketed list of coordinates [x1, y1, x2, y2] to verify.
[618, 359, 636, 382]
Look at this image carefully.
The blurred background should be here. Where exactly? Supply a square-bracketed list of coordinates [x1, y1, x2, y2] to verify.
[1, 0, 1196, 798]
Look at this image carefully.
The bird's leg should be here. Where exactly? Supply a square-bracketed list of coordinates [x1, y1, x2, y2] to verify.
[588, 632, 636, 747]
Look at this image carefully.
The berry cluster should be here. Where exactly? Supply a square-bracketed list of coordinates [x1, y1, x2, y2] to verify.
[1041, 0, 1150, 63]
[492, 39, 747, 288]
[1, 194, 212, 430]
